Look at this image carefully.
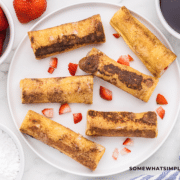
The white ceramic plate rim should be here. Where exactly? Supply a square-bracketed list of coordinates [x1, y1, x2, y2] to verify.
[155, 0, 180, 39]
[7, 1, 180, 177]
[0, 124, 24, 180]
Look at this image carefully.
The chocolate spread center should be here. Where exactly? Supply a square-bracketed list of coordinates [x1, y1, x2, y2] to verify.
[137, 111, 157, 125]
[35, 21, 105, 58]
[79, 55, 99, 73]
[103, 64, 143, 90]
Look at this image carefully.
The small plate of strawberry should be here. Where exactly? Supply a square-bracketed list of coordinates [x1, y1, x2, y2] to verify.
[0, 1, 14, 64]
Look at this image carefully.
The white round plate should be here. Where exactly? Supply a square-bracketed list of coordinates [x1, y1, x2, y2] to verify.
[7, 2, 180, 177]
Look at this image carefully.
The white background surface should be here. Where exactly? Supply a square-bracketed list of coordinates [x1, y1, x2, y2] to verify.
[1, 0, 180, 179]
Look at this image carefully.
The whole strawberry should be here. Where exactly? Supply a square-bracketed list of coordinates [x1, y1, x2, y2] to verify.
[0, 8, 9, 31]
[13, 0, 47, 23]
[0, 30, 7, 56]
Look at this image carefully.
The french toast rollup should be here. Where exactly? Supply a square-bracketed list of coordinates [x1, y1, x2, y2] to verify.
[20, 75, 93, 104]
[79, 48, 158, 102]
[20, 110, 105, 171]
[110, 6, 177, 78]
[86, 110, 158, 138]
[28, 14, 106, 60]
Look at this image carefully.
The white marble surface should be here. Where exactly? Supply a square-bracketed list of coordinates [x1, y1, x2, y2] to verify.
[1, 0, 180, 179]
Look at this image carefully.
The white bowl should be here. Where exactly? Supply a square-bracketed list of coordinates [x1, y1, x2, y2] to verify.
[0, 1, 14, 64]
[155, 0, 180, 39]
[0, 124, 24, 180]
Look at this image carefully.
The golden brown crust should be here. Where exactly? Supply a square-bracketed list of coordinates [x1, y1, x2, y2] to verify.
[110, 6, 177, 78]
[28, 14, 106, 59]
[20, 110, 105, 171]
[86, 110, 158, 138]
[20, 75, 93, 104]
[79, 48, 159, 102]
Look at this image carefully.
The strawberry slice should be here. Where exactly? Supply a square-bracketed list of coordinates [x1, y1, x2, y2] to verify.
[156, 106, 165, 119]
[59, 103, 71, 115]
[128, 54, 134, 61]
[117, 55, 130, 66]
[42, 108, 53, 118]
[48, 67, 54, 74]
[112, 148, 119, 160]
[50, 57, 58, 68]
[113, 33, 120, 38]
[156, 94, 168, 105]
[68, 63, 78, 76]
[73, 113, 82, 124]
[123, 138, 134, 146]
[120, 147, 131, 155]
[100, 86, 112, 101]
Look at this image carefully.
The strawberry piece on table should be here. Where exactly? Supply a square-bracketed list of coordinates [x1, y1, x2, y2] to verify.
[113, 33, 120, 38]
[13, 0, 47, 23]
[156, 106, 165, 119]
[123, 138, 134, 146]
[73, 113, 82, 124]
[112, 148, 119, 160]
[100, 86, 112, 101]
[117, 55, 130, 66]
[0, 30, 6, 56]
[156, 94, 168, 105]
[50, 57, 58, 69]
[48, 67, 54, 74]
[120, 147, 131, 155]
[0, 8, 9, 31]
[59, 103, 71, 115]
[68, 63, 78, 76]
[42, 108, 53, 118]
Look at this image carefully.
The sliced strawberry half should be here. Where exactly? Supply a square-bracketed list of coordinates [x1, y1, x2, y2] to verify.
[123, 138, 134, 146]
[59, 103, 71, 115]
[73, 113, 82, 124]
[42, 108, 53, 118]
[117, 55, 130, 66]
[113, 33, 120, 38]
[100, 86, 112, 101]
[156, 94, 168, 105]
[48, 67, 54, 74]
[120, 147, 131, 155]
[112, 148, 119, 160]
[50, 57, 58, 68]
[68, 63, 78, 76]
[156, 106, 165, 119]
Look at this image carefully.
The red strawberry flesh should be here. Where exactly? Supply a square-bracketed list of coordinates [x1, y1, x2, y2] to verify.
[48, 67, 54, 74]
[50, 57, 58, 68]
[156, 106, 165, 119]
[113, 33, 120, 38]
[156, 94, 168, 105]
[59, 103, 71, 115]
[112, 148, 119, 160]
[123, 138, 134, 146]
[100, 86, 112, 101]
[42, 108, 53, 118]
[117, 55, 130, 66]
[73, 113, 82, 124]
[0, 8, 9, 31]
[68, 63, 78, 76]
[13, 0, 47, 23]
[120, 147, 131, 155]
